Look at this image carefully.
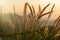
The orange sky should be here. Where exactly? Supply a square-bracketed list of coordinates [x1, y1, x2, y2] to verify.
[0, 0, 60, 20]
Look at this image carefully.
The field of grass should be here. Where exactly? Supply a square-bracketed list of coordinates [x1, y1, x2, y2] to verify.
[0, 2, 60, 40]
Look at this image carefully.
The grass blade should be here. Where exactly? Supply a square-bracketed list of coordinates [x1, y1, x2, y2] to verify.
[37, 3, 50, 20]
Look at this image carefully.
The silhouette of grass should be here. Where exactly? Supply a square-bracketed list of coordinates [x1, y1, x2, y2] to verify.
[0, 2, 60, 40]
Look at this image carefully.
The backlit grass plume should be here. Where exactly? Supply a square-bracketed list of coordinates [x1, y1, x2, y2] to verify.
[0, 2, 60, 40]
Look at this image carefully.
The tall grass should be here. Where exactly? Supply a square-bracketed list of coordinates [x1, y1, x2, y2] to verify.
[0, 2, 60, 40]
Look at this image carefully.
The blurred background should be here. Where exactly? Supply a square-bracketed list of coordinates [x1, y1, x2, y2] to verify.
[0, 0, 60, 20]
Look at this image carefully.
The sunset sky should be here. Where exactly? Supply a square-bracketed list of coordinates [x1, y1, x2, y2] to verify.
[0, 0, 60, 20]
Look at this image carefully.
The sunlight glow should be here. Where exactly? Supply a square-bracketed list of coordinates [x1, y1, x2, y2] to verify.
[0, 0, 59, 20]
[0, 0, 4, 5]
[50, 0, 60, 4]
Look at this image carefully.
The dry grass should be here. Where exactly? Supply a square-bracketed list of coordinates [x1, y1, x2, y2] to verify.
[24, 2, 33, 18]
[54, 16, 60, 27]
[37, 3, 50, 21]
[0, 2, 60, 40]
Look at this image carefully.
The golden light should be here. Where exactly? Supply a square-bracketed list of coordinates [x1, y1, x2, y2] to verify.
[50, 0, 60, 4]
[0, 0, 4, 5]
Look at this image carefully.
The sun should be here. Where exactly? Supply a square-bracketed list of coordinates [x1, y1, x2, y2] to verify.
[0, 0, 4, 5]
